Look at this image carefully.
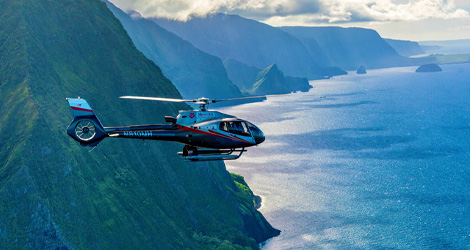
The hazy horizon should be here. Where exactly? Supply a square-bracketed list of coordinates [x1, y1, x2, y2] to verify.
[109, 0, 470, 41]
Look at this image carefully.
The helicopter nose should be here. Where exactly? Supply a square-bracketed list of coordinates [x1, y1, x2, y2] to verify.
[254, 134, 265, 144]
[246, 122, 265, 144]
[253, 129, 265, 144]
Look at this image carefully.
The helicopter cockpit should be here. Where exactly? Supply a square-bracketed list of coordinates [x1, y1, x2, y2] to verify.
[219, 120, 265, 144]
[219, 121, 250, 136]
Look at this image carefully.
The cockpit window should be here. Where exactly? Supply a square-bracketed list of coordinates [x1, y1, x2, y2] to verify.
[246, 122, 263, 138]
[219, 121, 251, 137]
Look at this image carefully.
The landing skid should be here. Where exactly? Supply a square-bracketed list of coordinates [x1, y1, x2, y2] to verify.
[178, 146, 246, 162]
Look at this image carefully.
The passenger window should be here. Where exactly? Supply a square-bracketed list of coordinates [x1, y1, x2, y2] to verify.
[219, 122, 228, 132]
[227, 122, 237, 134]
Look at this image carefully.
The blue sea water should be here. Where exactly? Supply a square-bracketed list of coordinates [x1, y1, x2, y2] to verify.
[220, 64, 470, 249]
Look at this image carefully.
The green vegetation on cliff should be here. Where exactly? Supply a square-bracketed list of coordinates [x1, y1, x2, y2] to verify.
[105, 2, 243, 100]
[0, 0, 278, 249]
[251, 64, 291, 95]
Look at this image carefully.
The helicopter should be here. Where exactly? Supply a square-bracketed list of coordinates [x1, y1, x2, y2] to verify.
[66, 96, 270, 161]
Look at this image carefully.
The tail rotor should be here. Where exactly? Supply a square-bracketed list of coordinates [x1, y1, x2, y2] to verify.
[66, 98, 106, 147]
[74, 120, 97, 141]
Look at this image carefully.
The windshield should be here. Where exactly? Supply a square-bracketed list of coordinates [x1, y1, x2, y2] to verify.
[246, 122, 263, 138]
[219, 121, 251, 137]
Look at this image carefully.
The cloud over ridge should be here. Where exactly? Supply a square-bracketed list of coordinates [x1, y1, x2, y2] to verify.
[265, 0, 470, 26]
[110, 0, 469, 24]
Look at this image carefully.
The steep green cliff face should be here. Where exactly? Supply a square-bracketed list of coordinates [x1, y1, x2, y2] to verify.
[0, 0, 278, 249]
[105, 2, 243, 100]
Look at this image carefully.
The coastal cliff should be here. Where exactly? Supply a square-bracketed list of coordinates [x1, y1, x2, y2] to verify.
[105, 1, 243, 100]
[385, 38, 425, 57]
[0, 0, 279, 249]
[153, 13, 340, 79]
[281, 26, 408, 70]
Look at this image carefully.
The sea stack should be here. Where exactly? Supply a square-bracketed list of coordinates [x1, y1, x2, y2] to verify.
[357, 65, 367, 74]
[416, 63, 442, 72]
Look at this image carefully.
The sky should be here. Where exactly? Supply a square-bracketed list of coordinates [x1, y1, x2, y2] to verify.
[109, 0, 470, 41]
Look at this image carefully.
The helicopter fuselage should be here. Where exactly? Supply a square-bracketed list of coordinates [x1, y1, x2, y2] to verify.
[101, 110, 264, 149]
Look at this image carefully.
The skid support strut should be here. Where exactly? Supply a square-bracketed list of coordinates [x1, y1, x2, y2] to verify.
[178, 145, 246, 161]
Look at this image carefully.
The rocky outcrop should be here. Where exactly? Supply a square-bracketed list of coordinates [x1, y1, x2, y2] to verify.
[357, 65, 367, 74]
[251, 64, 290, 95]
[416, 64, 443, 72]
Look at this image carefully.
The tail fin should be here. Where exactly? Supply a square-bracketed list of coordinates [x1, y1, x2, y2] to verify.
[67, 98, 96, 117]
[66, 98, 106, 147]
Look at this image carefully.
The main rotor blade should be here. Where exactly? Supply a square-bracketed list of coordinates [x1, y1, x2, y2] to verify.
[120, 96, 195, 103]
[211, 94, 289, 103]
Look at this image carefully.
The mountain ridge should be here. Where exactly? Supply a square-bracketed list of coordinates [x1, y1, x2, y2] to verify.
[224, 59, 312, 95]
[152, 13, 339, 79]
[281, 26, 409, 70]
[105, 2, 244, 100]
[251, 64, 291, 95]
[384, 38, 425, 57]
[0, 0, 278, 249]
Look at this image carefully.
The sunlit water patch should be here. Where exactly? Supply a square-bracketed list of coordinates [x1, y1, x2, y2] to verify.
[220, 64, 470, 249]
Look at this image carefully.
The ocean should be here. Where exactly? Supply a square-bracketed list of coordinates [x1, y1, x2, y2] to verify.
[220, 63, 470, 249]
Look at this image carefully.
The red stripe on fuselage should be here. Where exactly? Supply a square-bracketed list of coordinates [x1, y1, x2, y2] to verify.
[208, 130, 252, 144]
[71, 106, 93, 112]
[177, 125, 253, 145]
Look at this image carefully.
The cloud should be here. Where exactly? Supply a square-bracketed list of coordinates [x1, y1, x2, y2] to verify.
[109, 0, 469, 24]
[264, 0, 470, 26]
[110, 0, 323, 20]
[449, 24, 470, 32]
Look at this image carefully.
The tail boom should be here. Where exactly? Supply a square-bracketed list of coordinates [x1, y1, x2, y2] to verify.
[66, 98, 176, 147]
[104, 124, 176, 141]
